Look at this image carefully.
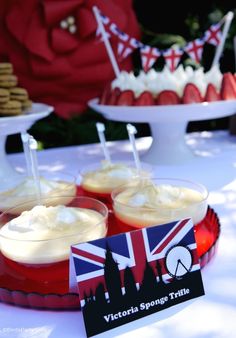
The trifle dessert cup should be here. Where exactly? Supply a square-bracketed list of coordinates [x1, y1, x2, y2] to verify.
[0, 171, 77, 215]
[80, 160, 152, 209]
[0, 196, 108, 294]
[112, 178, 208, 231]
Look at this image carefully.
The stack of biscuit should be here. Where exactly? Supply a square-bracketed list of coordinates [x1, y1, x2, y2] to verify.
[0, 62, 32, 117]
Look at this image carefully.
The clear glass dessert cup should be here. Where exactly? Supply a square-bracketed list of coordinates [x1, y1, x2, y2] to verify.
[0, 196, 108, 294]
[111, 177, 209, 232]
[79, 160, 153, 209]
[0, 171, 77, 215]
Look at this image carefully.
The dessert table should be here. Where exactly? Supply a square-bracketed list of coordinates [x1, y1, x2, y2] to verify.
[1, 130, 236, 338]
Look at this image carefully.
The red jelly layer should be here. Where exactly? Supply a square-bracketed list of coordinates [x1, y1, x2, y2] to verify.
[0, 206, 220, 309]
[79, 186, 112, 210]
[0, 252, 69, 294]
[113, 206, 220, 260]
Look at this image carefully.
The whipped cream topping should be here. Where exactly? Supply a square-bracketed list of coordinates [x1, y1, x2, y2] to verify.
[0, 176, 76, 213]
[204, 65, 223, 91]
[0, 205, 107, 263]
[81, 161, 149, 194]
[111, 65, 223, 98]
[113, 180, 208, 227]
[112, 72, 146, 98]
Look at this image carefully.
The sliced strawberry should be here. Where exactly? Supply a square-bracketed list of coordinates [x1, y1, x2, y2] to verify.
[107, 87, 121, 105]
[205, 83, 220, 102]
[182, 83, 203, 104]
[156, 90, 180, 105]
[116, 90, 134, 106]
[135, 91, 155, 106]
[220, 73, 236, 100]
[100, 84, 111, 105]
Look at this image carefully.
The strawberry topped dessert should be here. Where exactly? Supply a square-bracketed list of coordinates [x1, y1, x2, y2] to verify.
[100, 65, 236, 106]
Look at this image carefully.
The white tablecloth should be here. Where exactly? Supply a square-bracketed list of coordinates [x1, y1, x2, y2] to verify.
[1, 130, 236, 338]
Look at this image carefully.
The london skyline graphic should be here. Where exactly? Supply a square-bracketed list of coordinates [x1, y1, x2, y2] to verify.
[72, 220, 205, 337]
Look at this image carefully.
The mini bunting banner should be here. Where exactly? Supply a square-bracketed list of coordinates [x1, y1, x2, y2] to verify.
[162, 47, 184, 72]
[184, 38, 205, 64]
[109, 22, 120, 36]
[203, 23, 222, 46]
[96, 12, 111, 40]
[140, 45, 161, 72]
[116, 32, 142, 60]
[95, 9, 228, 71]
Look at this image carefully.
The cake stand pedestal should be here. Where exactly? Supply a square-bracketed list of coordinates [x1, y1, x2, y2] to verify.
[144, 121, 194, 164]
[0, 103, 53, 190]
[89, 99, 236, 165]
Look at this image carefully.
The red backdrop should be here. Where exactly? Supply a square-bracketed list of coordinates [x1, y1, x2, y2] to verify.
[0, 0, 141, 118]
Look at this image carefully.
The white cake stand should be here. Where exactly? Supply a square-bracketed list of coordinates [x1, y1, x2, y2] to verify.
[89, 98, 236, 165]
[0, 103, 53, 188]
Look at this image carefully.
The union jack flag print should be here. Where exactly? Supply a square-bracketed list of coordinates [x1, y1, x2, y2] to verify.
[71, 218, 200, 303]
[162, 47, 184, 72]
[108, 22, 121, 37]
[184, 38, 205, 64]
[140, 45, 161, 72]
[96, 12, 111, 40]
[94, 7, 229, 70]
[116, 32, 142, 60]
[203, 23, 222, 46]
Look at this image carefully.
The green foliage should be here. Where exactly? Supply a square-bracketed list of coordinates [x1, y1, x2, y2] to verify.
[141, 28, 186, 49]
[6, 109, 150, 153]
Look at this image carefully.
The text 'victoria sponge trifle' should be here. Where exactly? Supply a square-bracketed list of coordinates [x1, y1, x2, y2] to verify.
[112, 178, 208, 230]
[0, 197, 108, 294]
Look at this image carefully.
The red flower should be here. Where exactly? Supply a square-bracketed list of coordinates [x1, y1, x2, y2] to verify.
[0, 0, 140, 118]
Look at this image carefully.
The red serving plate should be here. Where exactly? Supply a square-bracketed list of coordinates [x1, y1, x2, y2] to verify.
[0, 187, 220, 310]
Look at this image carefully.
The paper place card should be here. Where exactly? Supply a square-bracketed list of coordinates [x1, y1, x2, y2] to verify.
[70, 218, 205, 337]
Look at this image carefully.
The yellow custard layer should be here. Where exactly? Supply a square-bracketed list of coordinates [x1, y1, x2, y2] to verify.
[0, 205, 107, 264]
[0, 176, 76, 214]
[113, 181, 207, 227]
[81, 161, 149, 194]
